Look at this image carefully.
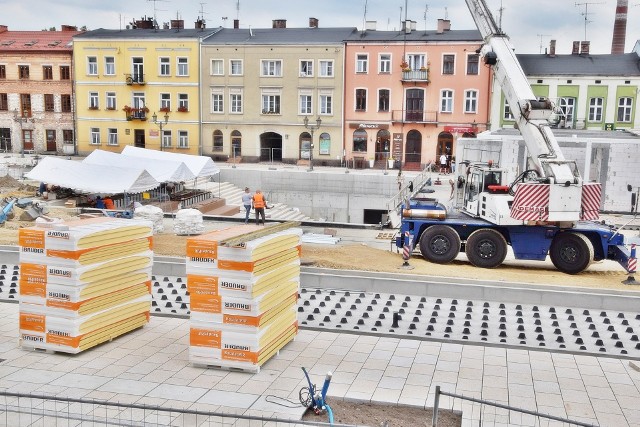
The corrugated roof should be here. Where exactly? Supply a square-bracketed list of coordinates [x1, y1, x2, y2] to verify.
[203, 27, 358, 45]
[75, 27, 220, 40]
[517, 53, 640, 77]
[0, 30, 80, 51]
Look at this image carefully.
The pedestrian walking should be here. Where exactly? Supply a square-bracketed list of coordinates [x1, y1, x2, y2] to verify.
[252, 189, 267, 225]
[241, 187, 252, 224]
[439, 153, 448, 174]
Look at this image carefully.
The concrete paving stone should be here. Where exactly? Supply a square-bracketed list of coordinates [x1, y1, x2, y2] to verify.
[355, 368, 384, 382]
[347, 343, 375, 354]
[50, 373, 112, 390]
[554, 367, 582, 380]
[5, 368, 64, 385]
[198, 389, 259, 409]
[599, 359, 630, 374]
[506, 349, 531, 363]
[577, 364, 605, 376]
[417, 341, 442, 355]
[507, 361, 532, 374]
[163, 376, 195, 387]
[615, 394, 640, 410]
[564, 401, 597, 419]
[371, 387, 402, 404]
[580, 373, 610, 388]
[400, 384, 430, 400]
[480, 386, 510, 402]
[604, 372, 637, 385]
[326, 382, 349, 399]
[0, 365, 19, 379]
[405, 373, 433, 387]
[458, 367, 481, 380]
[610, 382, 640, 397]
[378, 376, 406, 390]
[384, 365, 410, 378]
[585, 385, 617, 400]
[533, 380, 562, 394]
[482, 365, 507, 378]
[369, 349, 394, 360]
[535, 392, 565, 409]
[432, 370, 460, 385]
[557, 376, 587, 392]
[456, 378, 482, 393]
[621, 408, 640, 426]
[348, 379, 379, 394]
[336, 360, 364, 374]
[594, 412, 631, 427]
[328, 370, 357, 385]
[508, 383, 536, 398]
[373, 339, 400, 351]
[590, 397, 623, 415]
[346, 390, 374, 402]
[435, 360, 462, 373]
[507, 372, 534, 386]
[146, 383, 208, 402]
[531, 369, 559, 382]
[484, 355, 507, 367]
[535, 404, 568, 419]
[394, 346, 418, 358]
[98, 378, 159, 396]
[388, 355, 415, 368]
[354, 335, 380, 346]
[361, 357, 390, 371]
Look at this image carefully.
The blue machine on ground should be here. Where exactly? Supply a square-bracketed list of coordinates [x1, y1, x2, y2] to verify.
[0, 199, 16, 225]
[299, 367, 333, 424]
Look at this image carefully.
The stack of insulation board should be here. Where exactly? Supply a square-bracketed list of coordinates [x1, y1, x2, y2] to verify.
[186, 224, 301, 372]
[18, 217, 154, 353]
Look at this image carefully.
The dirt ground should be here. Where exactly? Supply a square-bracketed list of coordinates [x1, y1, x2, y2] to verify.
[301, 401, 460, 427]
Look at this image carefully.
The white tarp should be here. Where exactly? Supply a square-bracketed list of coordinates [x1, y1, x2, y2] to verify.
[83, 150, 196, 183]
[121, 146, 220, 177]
[26, 157, 159, 194]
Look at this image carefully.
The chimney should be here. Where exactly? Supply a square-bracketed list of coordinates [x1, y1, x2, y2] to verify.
[233, 19, 239, 29]
[365, 20, 376, 31]
[437, 19, 451, 34]
[0, 25, 9, 33]
[61, 25, 77, 32]
[402, 20, 411, 34]
[195, 19, 206, 29]
[309, 17, 318, 28]
[272, 19, 287, 29]
[611, 0, 628, 54]
[572, 41, 580, 55]
[135, 17, 155, 29]
[549, 39, 556, 57]
[580, 41, 590, 55]
[170, 19, 184, 29]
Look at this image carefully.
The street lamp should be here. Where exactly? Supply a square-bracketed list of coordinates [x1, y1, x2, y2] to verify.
[303, 115, 321, 172]
[13, 109, 33, 158]
[152, 111, 169, 151]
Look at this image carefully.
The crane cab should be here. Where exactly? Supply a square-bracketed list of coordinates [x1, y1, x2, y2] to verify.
[462, 165, 521, 225]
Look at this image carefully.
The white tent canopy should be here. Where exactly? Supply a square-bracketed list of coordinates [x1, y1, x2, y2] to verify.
[83, 150, 196, 183]
[26, 157, 159, 194]
[121, 146, 220, 177]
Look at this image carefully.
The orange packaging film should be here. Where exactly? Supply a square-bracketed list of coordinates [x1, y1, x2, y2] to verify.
[18, 229, 45, 249]
[189, 328, 222, 348]
[186, 275, 219, 293]
[20, 313, 46, 333]
[189, 290, 222, 313]
[186, 238, 218, 260]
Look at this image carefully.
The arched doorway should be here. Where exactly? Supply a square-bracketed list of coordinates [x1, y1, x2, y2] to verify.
[231, 130, 241, 159]
[437, 131, 453, 170]
[212, 130, 223, 153]
[260, 132, 282, 162]
[299, 132, 311, 159]
[405, 130, 422, 167]
[375, 129, 390, 162]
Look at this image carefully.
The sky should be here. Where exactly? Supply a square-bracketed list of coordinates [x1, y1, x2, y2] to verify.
[1, 0, 639, 54]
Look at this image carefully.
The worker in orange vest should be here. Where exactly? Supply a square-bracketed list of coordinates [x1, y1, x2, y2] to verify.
[252, 189, 268, 225]
[103, 197, 115, 210]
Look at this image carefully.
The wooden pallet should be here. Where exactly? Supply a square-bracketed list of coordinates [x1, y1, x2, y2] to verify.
[376, 232, 396, 240]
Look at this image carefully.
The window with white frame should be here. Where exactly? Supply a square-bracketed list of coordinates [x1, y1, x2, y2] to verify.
[211, 91, 224, 113]
[467, 54, 479, 75]
[320, 94, 332, 115]
[213, 130, 224, 152]
[159, 57, 170, 76]
[178, 130, 189, 148]
[106, 92, 116, 110]
[211, 59, 223, 75]
[503, 100, 514, 120]
[559, 97, 576, 126]
[300, 93, 312, 115]
[300, 60, 313, 77]
[89, 92, 99, 109]
[178, 94, 189, 111]
[588, 97, 603, 122]
[379, 54, 391, 73]
[87, 57, 98, 75]
[356, 54, 368, 73]
[160, 93, 171, 111]
[442, 54, 455, 74]
[440, 90, 453, 112]
[261, 60, 282, 77]
[107, 128, 118, 146]
[104, 57, 115, 75]
[230, 91, 242, 113]
[177, 57, 188, 76]
[407, 54, 425, 70]
[319, 60, 333, 77]
[617, 97, 633, 122]
[162, 130, 172, 148]
[230, 60, 243, 75]
[378, 89, 390, 112]
[90, 128, 100, 145]
[464, 90, 478, 113]
[262, 93, 281, 114]
[355, 89, 367, 111]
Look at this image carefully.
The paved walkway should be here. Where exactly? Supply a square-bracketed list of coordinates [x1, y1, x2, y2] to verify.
[1, 302, 639, 426]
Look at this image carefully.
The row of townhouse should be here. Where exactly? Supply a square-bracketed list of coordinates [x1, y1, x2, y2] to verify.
[1, 19, 639, 168]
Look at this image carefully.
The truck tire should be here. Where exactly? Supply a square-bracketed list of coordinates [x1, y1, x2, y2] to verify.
[465, 229, 508, 268]
[419, 225, 461, 264]
[549, 232, 593, 274]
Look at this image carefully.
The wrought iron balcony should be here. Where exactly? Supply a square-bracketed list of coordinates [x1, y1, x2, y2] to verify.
[125, 74, 145, 85]
[401, 69, 429, 82]
[391, 110, 438, 123]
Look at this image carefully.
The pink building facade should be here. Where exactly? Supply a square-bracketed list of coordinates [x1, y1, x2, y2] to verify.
[343, 20, 491, 170]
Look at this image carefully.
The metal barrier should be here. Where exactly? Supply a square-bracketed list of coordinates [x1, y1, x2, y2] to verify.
[0, 391, 360, 427]
[385, 166, 433, 216]
[432, 385, 597, 427]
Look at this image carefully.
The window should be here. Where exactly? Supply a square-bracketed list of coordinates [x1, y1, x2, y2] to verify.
[379, 54, 391, 73]
[19, 65, 30, 79]
[441, 90, 453, 112]
[20, 94, 31, 116]
[61, 95, 72, 112]
[320, 94, 332, 115]
[87, 57, 97, 75]
[300, 60, 313, 77]
[319, 133, 330, 155]
[503, 100, 514, 120]
[104, 57, 115, 75]
[107, 128, 118, 146]
[442, 55, 455, 74]
[106, 92, 116, 110]
[90, 128, 100, 145]
[211, 59, 223, 75]
[0, 93, 8, 111]
[213, 130, 223, 152]
[44, 94, 55, 112]
[178, 130, 189, 148]
[162, 130, 172, 148]
[319, 60, 333, 77]
[262, 94, 281, 114]
[378, 89, 390, 112]
[212, 92, 224, 113]
[43, 66, 53, 80]
[300, 94, 312, 114]
[159, 57, 170, 76]
[261, 60, 282, 77]
[230, 93, 242, 113]
[60, 66, 70, 80]
[464, 90, 478, 113]
[230, 60, 242, 75]
[407, 54, 425, 70]
[89, 92, 99, 109]
[178, 94, 189, 111]
[356, 54, 368, 73]
[160, 93, 171, 111]
[559, 97, 576, 126]
[0, 65, 5, 79]
[63, 129, 73, 144]
[177, 57, 188, 76]
[355, 89, 367, 111]
[353, 129, 367, 152]
[617, 97, 633, 122]
[467, 54, 479, 75]
[588, 97, 604, 122]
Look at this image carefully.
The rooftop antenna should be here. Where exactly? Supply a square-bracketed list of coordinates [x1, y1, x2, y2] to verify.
[147, 0, 168, 30]
[537, 34, 551, 53]
[575, 1, 604, 41]
[496, 0, 504, 33]
[399, 6, 403, 31]
[362, 0, 368, 32]
[236, 0, 240, 21]
[197, 2, 208, 28]
[444, 6, 448, 20]
[222, 17, 228, 27]
[423, 3, 429, 33]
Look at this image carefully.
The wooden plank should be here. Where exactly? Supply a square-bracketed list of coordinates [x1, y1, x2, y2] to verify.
[219, 221, 301, 247]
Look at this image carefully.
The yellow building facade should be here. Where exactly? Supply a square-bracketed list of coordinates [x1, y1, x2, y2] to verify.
[73, 26, 218, 155]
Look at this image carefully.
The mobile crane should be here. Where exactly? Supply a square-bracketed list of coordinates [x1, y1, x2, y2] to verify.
[396, 0, 633, 274]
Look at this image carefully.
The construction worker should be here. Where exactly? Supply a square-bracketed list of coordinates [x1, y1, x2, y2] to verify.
[103, 196, 115, 210]
[252, 189, 267, 225]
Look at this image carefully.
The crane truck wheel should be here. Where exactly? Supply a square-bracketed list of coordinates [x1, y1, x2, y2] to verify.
[549, 232, 594, 274]
[465, 229, 508, 269]
[419, 225, 461, 264]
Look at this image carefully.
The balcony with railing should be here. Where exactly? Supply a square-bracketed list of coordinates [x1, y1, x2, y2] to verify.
[123, 106, 148, 121]
[391, 110, 438, 123]
[125, 74, 145, 85]
[401, 69, 429, 82]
